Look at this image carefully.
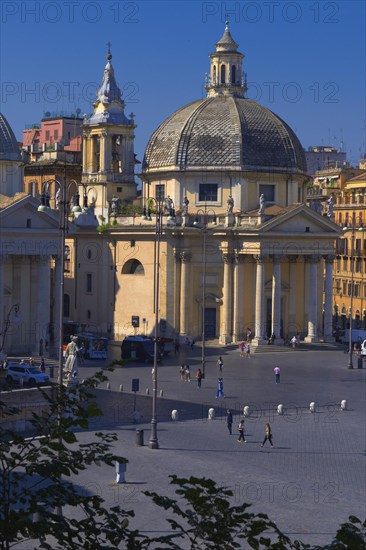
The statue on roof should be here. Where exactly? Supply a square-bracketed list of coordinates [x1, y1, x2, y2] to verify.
[258, 194, 265, 215]
[183, 195, 189, 214]
[110, 195, 121, 216]
[227, 195, 234, 214]
[327, 196, 334, 219]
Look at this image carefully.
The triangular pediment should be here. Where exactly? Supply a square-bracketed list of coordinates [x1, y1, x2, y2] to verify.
[259, 204, 342, 235]
[0, 194, 77, 234]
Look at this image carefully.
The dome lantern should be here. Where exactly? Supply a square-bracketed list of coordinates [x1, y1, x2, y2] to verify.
[205, 19, 247, 98]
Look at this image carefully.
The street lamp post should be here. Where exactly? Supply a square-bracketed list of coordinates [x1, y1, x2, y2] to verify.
[146, 196, 175, 449]
[38, 166, 80, 385]
[193, 208, 217, 379]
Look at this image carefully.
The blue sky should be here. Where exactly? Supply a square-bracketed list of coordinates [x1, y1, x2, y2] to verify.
[1, 0, 365, 167]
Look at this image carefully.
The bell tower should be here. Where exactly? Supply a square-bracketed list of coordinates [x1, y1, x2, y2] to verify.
[205, 20, 247, 98]
[82, 45, 137, 221]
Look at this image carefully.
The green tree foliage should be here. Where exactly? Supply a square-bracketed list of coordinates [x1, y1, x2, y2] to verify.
[1, 377, 364, 549]
[0, 372, 145, 550]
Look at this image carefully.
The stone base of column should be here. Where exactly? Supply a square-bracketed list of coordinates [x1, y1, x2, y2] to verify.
[304, 335, 319, 343]
[323, 335, 336, 343]
[219, 334, 231, 345]
[225, 213, 235, 227]
[251, 337, 266, 347]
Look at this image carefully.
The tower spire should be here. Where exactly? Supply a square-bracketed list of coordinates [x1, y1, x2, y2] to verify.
[205, 22, 247, 98]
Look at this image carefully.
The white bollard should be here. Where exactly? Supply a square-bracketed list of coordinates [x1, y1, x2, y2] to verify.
[106, 382, 110, 390]
[208, 408, 215, 420]
[159, 389, 164, 397]
[243, 406, 250, 417]
[119, 384, 123, 392]
[171, 409, 179, 421]
[115, 461, 126, 483]
[309, 402, 316, 413]
[146, 388, 149, 395]
[340, 399, 347, 411]
[277, 404, 284, 415]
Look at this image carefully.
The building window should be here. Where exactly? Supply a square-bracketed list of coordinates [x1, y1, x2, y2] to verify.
[364, 285, 366, 299]
[86, 273, 93, 293]
[54, 129, 59, 140]
[259, 184, 275, 203]
[26, 218, 31, 228]
[336, 258, 341, 272]
[45, 130, 50, 140]
[356, 258, 361, 273]
[343, 258, 348, 271]
[64, 245, 71, 273]
[231, 65, 236, 84]
[122, 259, 144, 275]
[342, 281, 347, 295]
[220, 64, 226, 83]
[354, 284, 360, 297]
[87, 249, 92, 260]
[156, 184, 165, 201]
[117, 187, 122, 192]
[199, 183, 218, 202]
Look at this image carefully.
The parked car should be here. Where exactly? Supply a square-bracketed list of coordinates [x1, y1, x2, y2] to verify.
[121, 336, 162, 363]
[6, 363, 50, 386]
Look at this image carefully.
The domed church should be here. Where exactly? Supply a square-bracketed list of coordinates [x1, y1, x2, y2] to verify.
[132, 22, 339, 345]
[68, 23, 341, 348]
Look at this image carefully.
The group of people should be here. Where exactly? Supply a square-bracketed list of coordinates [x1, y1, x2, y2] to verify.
[180, 365, 203, 388]
[239, 341, 251, 358]
[226, 411, 274, 448]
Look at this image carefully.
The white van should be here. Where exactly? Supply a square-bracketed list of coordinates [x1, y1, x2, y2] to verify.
[361, 340, 366, 356]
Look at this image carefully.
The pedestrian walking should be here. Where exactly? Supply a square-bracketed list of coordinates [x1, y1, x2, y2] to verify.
[174, 339, 180, 355]
[226, 409, 233, 434]
[261, 423, 274, 448]
[274, 366, 280, 383]
[185, 365, 191, 382]
[196, 368, 202, 388]
[246, 344, 251, 358]
[215, 377, 225, 398]
[239, 341, 245, 356]
[179, 364, 185, 381]
[190, 338, 195, 351]
[218, 356, 223, 372]
[237, 419, 246, 442]
[40, 356, 45, 373]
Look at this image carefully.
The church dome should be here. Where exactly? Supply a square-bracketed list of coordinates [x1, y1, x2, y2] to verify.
[0, 112, 21, 161]
[143, 96, 307, 174]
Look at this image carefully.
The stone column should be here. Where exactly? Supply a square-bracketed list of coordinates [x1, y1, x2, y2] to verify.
[100, 131, 108, 172]
[219, 253, 233, 344]
[272, 255, 282, 342]
[173, 249, 182, 336]
[53, 255, 62, 355]
[287, 256, 298, 336]
[253, 255, 265, 343]
[82, 132, 89, 172]
[37, 256, 51, 354]
[90, 135, 96, 172]
[232, 253, 244, 342]
[305, 256, 319, 342]
[324, 255, 335, 342]
[179, 251, 191, 337]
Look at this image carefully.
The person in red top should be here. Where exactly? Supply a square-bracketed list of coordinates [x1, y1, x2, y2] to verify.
[196, 368, 202, 388]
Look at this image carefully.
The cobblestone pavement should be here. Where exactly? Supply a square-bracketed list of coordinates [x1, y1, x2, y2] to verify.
[6, 343, 366, 547]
